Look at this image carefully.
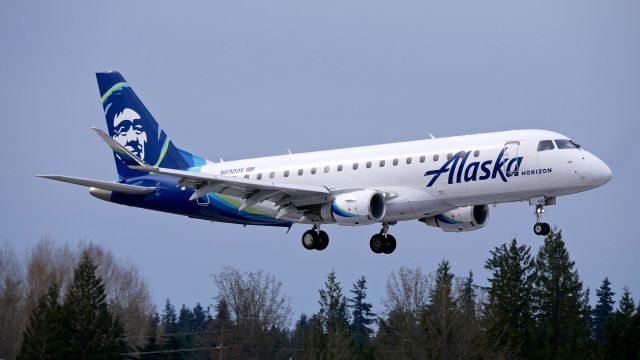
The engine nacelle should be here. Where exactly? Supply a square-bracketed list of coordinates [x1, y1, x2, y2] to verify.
[421, 205, 490, 232]
[321, 189, 386, 225]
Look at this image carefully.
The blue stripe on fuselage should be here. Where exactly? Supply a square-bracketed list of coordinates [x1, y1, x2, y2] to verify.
[109, 174, 291, 227]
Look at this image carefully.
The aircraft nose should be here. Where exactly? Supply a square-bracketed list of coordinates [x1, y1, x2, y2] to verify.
[589, 155, 613, 186]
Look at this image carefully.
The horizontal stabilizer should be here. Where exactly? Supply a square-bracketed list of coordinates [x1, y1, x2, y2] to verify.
[37, 175, 155, 195]
[91, 127, 147, 168]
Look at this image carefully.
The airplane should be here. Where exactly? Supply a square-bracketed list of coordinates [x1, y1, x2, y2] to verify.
[39, 71, 613, 254]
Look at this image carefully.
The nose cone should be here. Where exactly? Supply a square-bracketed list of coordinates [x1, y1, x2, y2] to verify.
[590, 156, 613, 187]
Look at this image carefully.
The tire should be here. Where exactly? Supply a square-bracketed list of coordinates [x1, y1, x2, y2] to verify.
[316, 230, 329, 251]
[302, 230, 318, 250]
[370, 234, 384, 254]
[542, 223, 551, 236]
[382, 234, 397, 254]
[533, 222, 544, 236]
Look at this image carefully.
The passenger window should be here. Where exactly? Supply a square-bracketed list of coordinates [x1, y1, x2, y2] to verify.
[269, 172, 275, 179]
[353, 163, 359, 170]
[366, 161, 372, 168]
[311, 167, 317, 174]
[284, 170, 289, 177]
[460, 151, 468, 159]
[537, 140, 555, 151]
[419, 155, 425, 163]
[257, 173, 262, 180]
[406, 157, 412, 164]
[298, 169, 303, 176]
[244, 175, 249, 179]
[474, 150, 480, 157]
[447, 153, 452, 160]
[555, 139, 578, 149]
[324, 166, 330, 173]
[393, 159, 399, 166]
[379, 160, 386, 167]
[337, 165, 343, 171]
[433, 154, 439, 161]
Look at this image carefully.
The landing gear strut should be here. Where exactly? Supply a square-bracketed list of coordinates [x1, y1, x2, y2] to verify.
[370, 223, 397, 254]
[301, 225, 329, 251]
[533, 205, 551, 236]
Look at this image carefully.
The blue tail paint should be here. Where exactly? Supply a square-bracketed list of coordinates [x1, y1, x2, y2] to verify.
[96, 72, 206, 179]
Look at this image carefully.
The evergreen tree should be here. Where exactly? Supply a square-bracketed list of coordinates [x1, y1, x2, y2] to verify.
[533, 230, 588, 359]
[423, 259, 456, 359]
[210, 298, 231, 360]
[618, 288, 635, 318]
[291, 313, 309, 351]
[214, 297, 231, 324]
[62, 255, 127, 360]
[191, 303, 208, 332]
[138, 314, 161, 360]
[458, 271, 476, 317]
[177, 305, 194, 358]
[603, 287, 638, 359]
[593, 277, 615, 343]
[304, 315, 326, 360]
[627, 300, 640, 358]
[161, 299, 183, 360]
[484, 239, 536, 358]
[348, 276, 376, 357]
[317, 271, 354, 359]
[578, 288, 595, 356]
[17, 284, 66, 360]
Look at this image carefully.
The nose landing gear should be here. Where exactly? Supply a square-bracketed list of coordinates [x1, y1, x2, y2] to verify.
[533, 205, 551, 236]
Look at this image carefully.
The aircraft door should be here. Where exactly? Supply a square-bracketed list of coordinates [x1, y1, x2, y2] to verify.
[503, 141, 521, 177]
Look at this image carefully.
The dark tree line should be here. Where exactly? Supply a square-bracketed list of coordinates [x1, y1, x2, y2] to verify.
[0, 239, 154, 360]
[5, 229, 640, 359]
[17, 255, 127, 359]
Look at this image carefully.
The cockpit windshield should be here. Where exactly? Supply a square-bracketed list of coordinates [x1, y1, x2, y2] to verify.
[537, 140, 555, 151]
[555, 139, 581, 149]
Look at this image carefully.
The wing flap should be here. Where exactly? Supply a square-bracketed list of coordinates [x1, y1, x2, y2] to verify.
[38, 175, 155, 195]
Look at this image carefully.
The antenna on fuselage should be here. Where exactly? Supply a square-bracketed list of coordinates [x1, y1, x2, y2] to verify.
[285, 148, 293, 155]
[428, 133, 436, 139]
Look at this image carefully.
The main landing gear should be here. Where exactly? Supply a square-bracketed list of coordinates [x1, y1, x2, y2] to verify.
[301, 225, 329, 251]
[369, 223, 396, 255]
[301, 223, 398, 254]
[533, 205, 551, 236]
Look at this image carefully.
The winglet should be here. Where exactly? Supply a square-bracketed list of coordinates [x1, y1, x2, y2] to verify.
[92, 127, 156, 171]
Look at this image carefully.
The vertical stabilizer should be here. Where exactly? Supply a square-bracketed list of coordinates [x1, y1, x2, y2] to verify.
[96, 71, 190, 179]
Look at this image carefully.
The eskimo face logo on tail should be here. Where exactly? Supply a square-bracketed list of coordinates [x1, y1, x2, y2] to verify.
[424, 148, 523, 187]
[111, 108, 147, 160]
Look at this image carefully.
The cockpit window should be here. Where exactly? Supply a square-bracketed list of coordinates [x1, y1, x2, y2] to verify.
[537, 140, 555, 151]
[555, 139, 580, 149]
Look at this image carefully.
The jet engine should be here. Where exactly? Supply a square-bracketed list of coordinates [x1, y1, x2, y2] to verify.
[421, 205, 489, 232]
[321, 189, 386, 225]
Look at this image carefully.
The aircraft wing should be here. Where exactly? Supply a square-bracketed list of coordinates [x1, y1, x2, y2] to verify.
[93, 128, 335, 214]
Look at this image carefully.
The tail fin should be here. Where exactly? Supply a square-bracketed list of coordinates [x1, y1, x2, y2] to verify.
[97, 71, 197, 179]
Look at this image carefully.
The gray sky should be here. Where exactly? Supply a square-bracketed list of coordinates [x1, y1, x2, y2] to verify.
[1, 0, 638, 319]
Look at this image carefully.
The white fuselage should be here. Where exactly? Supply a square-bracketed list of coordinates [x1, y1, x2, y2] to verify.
[193, 129, 611, 224]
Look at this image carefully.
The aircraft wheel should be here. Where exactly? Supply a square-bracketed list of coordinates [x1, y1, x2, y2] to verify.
[383, 234, 397, 254]
[533, 222, 551, 236]
[316, 230, 329, 251]
[541, 222, 551, 236]
[370, 234, 384, 254]
[302, 230, 318, 250]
